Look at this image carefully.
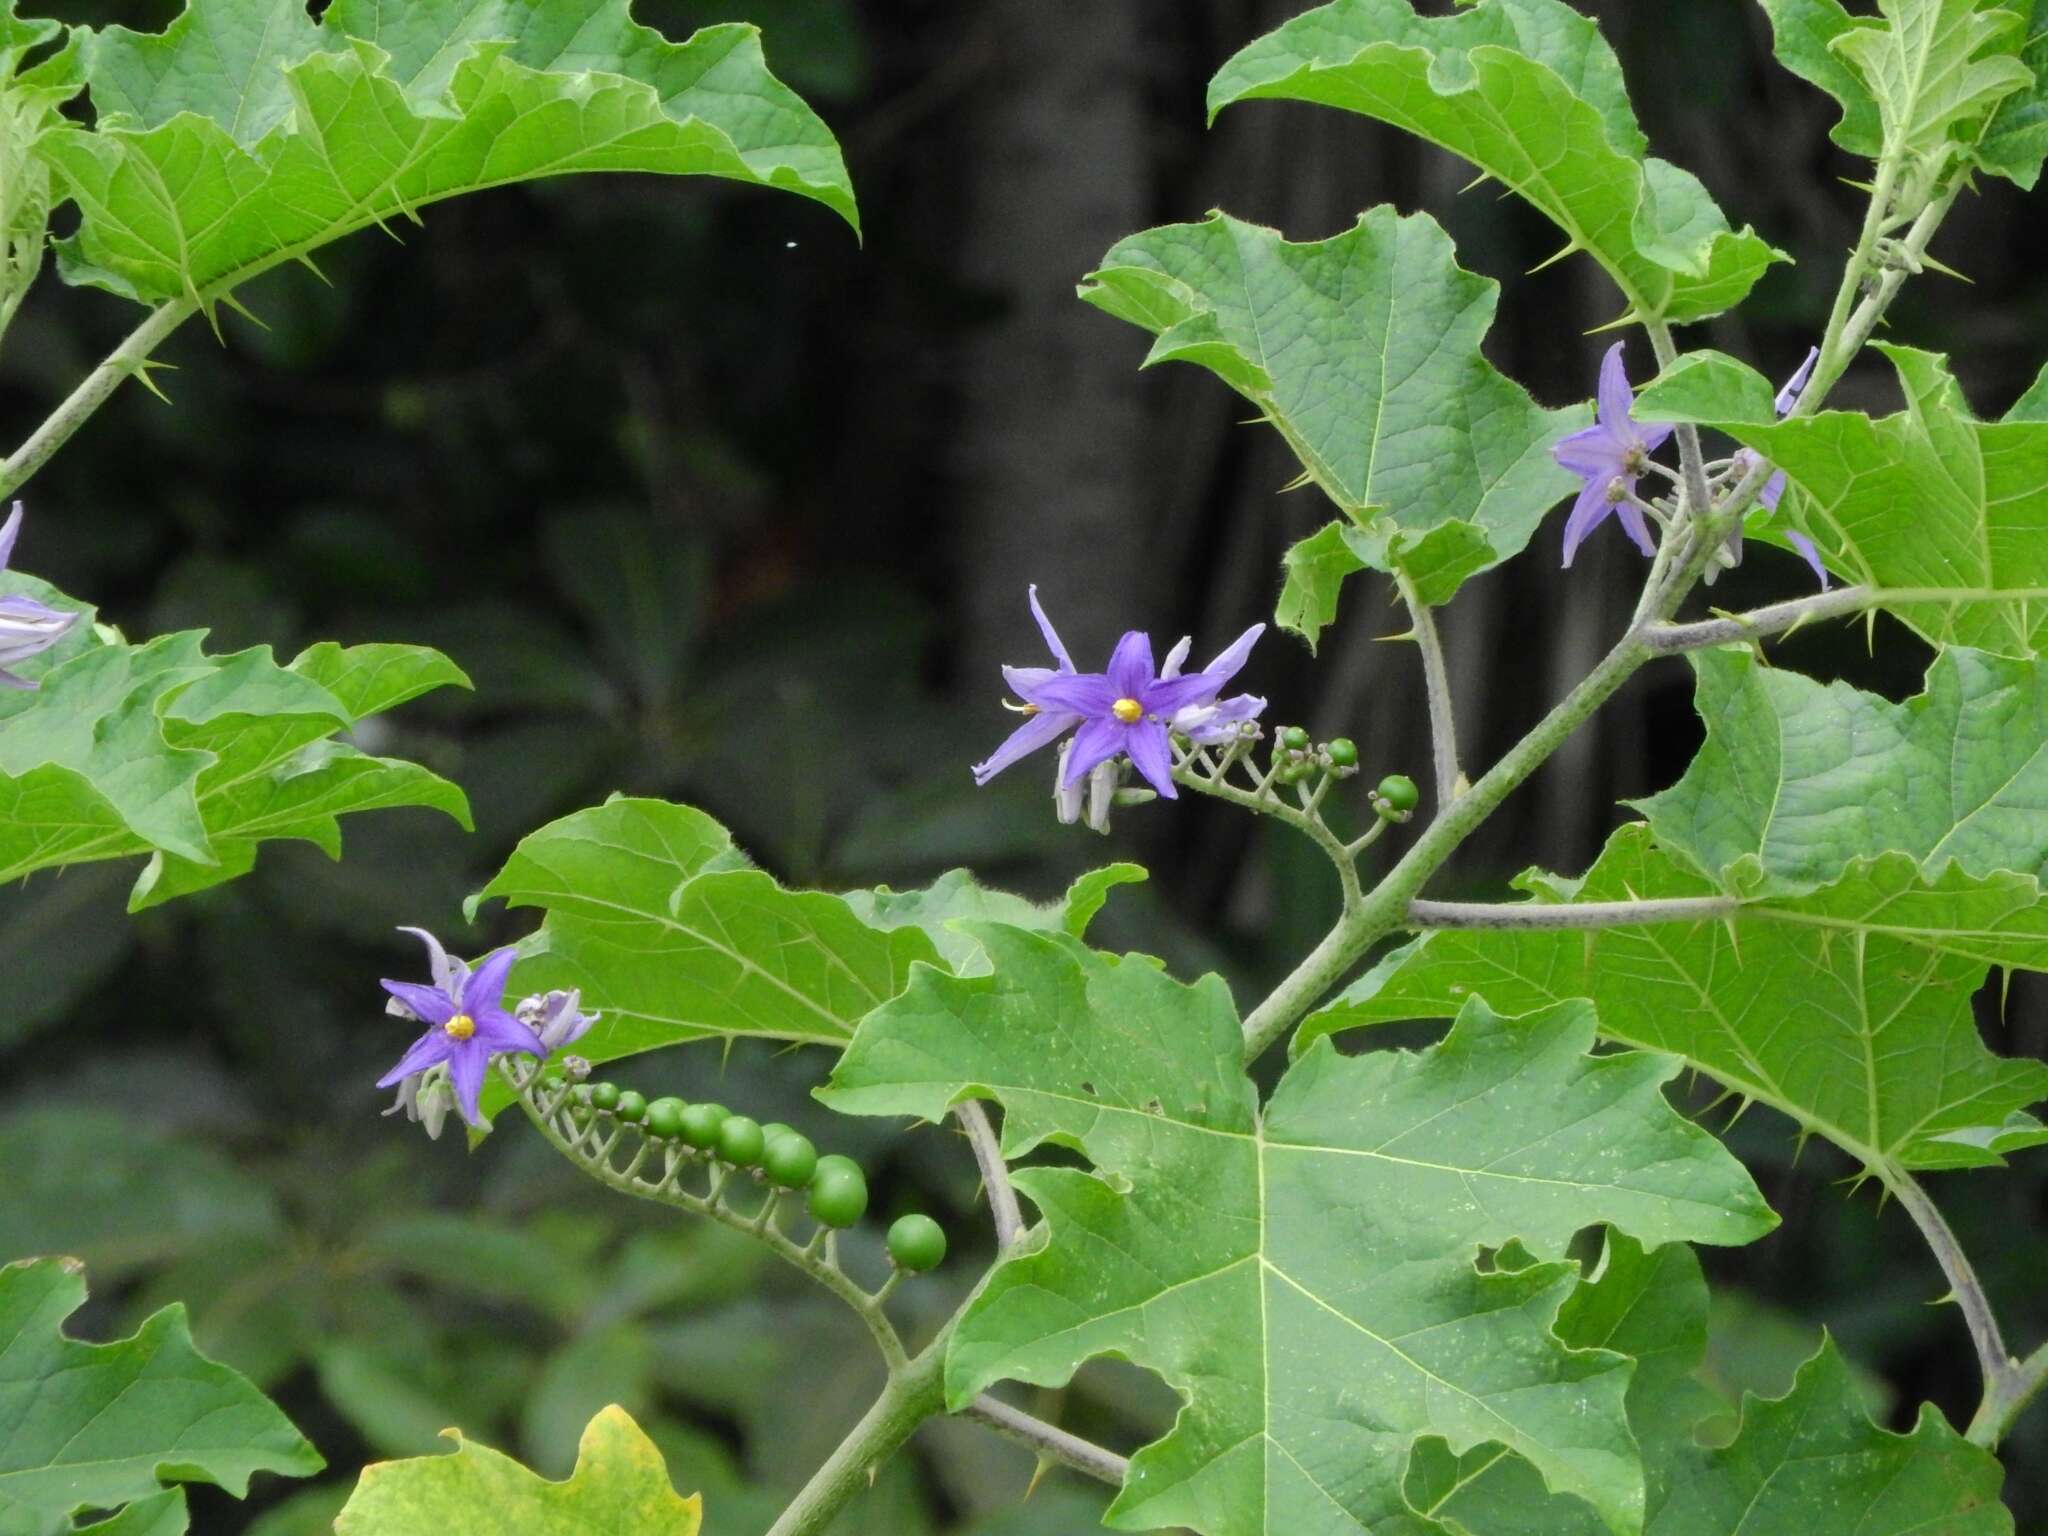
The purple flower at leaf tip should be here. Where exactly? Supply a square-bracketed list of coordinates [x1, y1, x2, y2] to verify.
[378, 943, 547, 1128]
[0, 502, 79, 689]
[1553, 342, 1674, 567]
[971, 587, 1265, 801]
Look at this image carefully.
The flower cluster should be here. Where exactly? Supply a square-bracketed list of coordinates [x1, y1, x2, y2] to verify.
[378, 927, 596, 1132]
[0, 503, 79, 688]
[973, 587, 1264, 813]
[1552, 344, 1827, 588]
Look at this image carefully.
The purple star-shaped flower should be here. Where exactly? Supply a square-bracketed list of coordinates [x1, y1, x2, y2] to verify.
[378, 944, 547, 1128]
[972, 588, 1263, 801]
[1553, 343, 1674, 567]
[0, 503, 78, 689]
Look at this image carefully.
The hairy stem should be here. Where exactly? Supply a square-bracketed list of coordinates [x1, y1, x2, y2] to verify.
[766, 1338, 948, 1536]
[955, 1100, 1023, 1250]
[1395, 570, 1462, 807]
[1644, 319, 1715, 525]
[1644, 585, 1881, 652]
[1407, 895, 1737, 930]
[1972, 1344, 2048, 1449]
[962, 1395, 1131, 1486]
[0, 300, 193, 498]
[1883, 1171, 2011, 1415]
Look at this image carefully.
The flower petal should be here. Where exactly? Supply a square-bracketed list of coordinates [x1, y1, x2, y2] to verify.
[1787, 530, 1831, 590]
[1636, 418, 1675, 453]
[1159, 635, 1192, 681]
[1613, 494, 1658, 557]
[1003, 665, 1060, 701]
[1141, 672, 1224, 717]
[377, 1029, 453, 1088]
[1104, 631, 1155, 701]
[1595, 342, 1634, 434]
[475, 1006, 548, 1058]
[382, 979, 456, 1025]
[463, 946, 520, 1014]
[1758, 469, 1787, 512]
[1552, 424, 1624, 479]
[0, 593, 68, 622]
[1197, 624, 1264, 692]
[0, 502, 20, 573]
[1062, 717, 1128, 785]
[1124, 720, 1178, 799]
[1776, 347, 1820, 417]
[0, 669, 34, 690]
[973, 708, 1080, 785]
[446, 1042, 489, 1128]
[397, 926, 466, 997]
[1560, 479, 1614, 568]
[1028, 672, 1120, 716]
[1027, 585, 1076, 673]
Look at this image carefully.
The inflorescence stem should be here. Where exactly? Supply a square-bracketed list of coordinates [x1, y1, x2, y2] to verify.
[1395, 570, 1464, 808]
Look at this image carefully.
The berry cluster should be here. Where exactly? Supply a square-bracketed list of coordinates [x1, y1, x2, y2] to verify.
[544, 1071, 947, 1272]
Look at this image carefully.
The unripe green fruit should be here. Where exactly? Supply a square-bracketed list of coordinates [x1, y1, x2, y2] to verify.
[679, 1102, 729, 1149]
[887, 1214, 947, 1272]
[1377, 773, 1420, 812]
[643, 1097, 688, 1139]
[1326, 737, 1359, 768]
[807, 1160, 868, 1228]
[613, 1090, 647, 1124]
[587, 1082, 620, 1112]
[1281, 725, 1311, 752]
[716, 1115, 766, 1166]
[570, 1083, 594, 1106]
[759, 1122, 794, 1145]
[763, 1132, 819, 1188]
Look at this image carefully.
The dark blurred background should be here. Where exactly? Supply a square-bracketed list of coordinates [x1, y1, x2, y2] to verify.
[7, 1, 2048, 1530]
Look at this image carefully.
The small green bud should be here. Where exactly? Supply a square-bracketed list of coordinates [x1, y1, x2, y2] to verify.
[1281, 725, 1311, 752]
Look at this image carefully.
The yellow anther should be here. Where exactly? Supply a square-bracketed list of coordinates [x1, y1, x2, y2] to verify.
[443, 1013, 476, 1041]
[1111, 697, 1143, 723]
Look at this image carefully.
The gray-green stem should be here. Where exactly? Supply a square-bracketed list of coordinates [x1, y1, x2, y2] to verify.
[1883, 1171, 2012, 1434]
[0, 299, 193, 498]
[1408, 895, 1736, 930]
[766, 1338, 948, 1536]
[1395, 570, 1462, 806]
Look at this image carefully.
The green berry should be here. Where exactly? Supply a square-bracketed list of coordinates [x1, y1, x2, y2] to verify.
[587, 1081, 620, 1112]
[759, 1122, 794, 1145]
[678, 1102, 729, 1150]
[716, 1115, 766, 1166]
[886, 1214, 947, 1272]
[1376, 773, 1420, 813]
[570, 1082, 594, 1106]
[1326, 736, 1358, 768]
[807, 1159, 868, 1228]
[1281, 725, 1311, 752]
[763, 1132, 819, 1188]
[612, 1090, 647, 1124]
[643, 1097, 688, 1139]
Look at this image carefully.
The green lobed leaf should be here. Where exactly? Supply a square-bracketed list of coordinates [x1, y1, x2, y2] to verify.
[1639, 644, 2048, 891]
[843, 863, 1147, 973]
[468, 797, 937, 1088]
[1207, 0, 1784, 325]
[0, 1257, 321, 1535]
[1829, 0, 2033, 166]
[334, 1404, 701, 1535]
[1755, 0, 1886, 156]
[75, 1490, 189, 1536]
[0, 624, 471, 904]
[1303, 824, 2048, 1171]
[1082, 209, 1582, 627]
[43, 0, 857, 308]
[1660, 347, 2048, 655]
[2010, 359, 2048, 421]
[1979, 6, 2048, 186]
[1420, 1232, 2011, 1532]
[823, 923, 1774, 1536]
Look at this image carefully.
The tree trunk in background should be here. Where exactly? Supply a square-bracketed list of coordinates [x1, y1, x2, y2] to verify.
[955, 1, 1152, 681]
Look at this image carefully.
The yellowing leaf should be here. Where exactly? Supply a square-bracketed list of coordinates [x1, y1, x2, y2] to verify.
[335, 1404, 701, 1536]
